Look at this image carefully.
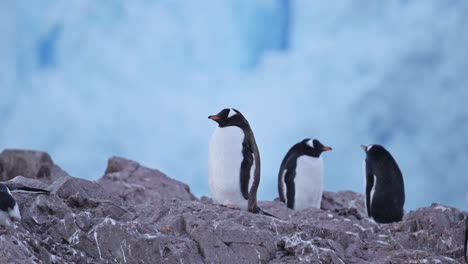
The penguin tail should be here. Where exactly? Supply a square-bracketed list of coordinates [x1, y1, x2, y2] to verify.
[251, 205, 278, 219]
[259, 208, 278, 219]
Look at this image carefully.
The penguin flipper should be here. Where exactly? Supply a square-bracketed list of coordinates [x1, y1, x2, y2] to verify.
[278, 167, 286, 203]
[284, 169, 296, 210]
[278, 154, 292, 204]
[365, 166, 374, 218]
[240, 137, 255, 200]
[259, 208, 278, 219]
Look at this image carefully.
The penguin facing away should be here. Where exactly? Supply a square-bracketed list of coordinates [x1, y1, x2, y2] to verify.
[278, 139, 332, 210]
[208, 108, 264, 214]
[0, 183, 21, 227]
[361, 144, 405, 223]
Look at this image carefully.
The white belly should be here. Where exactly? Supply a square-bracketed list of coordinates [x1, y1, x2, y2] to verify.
[10, 203, 21, 220]
[0, 203, 20, 227]
[208, 126, 248, 209]
[0, 211, 11, 226]
[293, 155, 324, 210]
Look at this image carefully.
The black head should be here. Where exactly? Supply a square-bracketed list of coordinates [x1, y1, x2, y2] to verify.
[361, 144, 393, 161]
[299, 138, 332, 158]
[361, 144, 385, 154]
[208, 108, 249, 128]
[0, 183, 15, 212]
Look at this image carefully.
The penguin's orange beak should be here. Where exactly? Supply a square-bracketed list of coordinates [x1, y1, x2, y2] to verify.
[208, 115, 220, 121]
[361, 145, 367, 151]
[322, 146, 332, 151]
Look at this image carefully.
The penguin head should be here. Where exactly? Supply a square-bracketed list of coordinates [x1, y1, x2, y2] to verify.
[302, 138, 332, 157]
[208, 108, 247, 128]
[361, 144, 382, 154]
[361, 144, 390, 160]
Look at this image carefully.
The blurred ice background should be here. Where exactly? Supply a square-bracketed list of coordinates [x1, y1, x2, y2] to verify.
[1, 0, 467, 210]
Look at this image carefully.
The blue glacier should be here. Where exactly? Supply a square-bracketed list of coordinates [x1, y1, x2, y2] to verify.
[1, 0, 467, 210]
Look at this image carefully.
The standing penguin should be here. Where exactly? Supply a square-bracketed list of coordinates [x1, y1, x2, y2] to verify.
[278, 139, 332, 210]
[0, 183, 21, 227]
[361, 144, 405, 223]
[208, 108, 267, 214]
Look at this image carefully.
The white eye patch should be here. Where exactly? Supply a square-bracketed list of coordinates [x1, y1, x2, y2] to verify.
[306, 139, 314, 148]
[367, 145, 374, 151]
[228, 108, 237, 118]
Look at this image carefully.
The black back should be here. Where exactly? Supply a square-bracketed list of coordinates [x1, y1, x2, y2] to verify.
[209, 108, 261, 213]
[0, 183, 16, 212]
[363, 144, 405, 223]
[278, 139, 330, 209]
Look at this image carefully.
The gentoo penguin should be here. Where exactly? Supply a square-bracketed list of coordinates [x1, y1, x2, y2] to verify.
[0, 183, 21, 226]
[361, 144, 405, 223]
[278, 139, 332, 210]
[208, 108, 267, 214]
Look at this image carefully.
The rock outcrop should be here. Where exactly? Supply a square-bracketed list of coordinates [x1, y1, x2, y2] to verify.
[97, 156, 196, 206]
[0, 150, 466, 263]
[0, 149, 69, 183]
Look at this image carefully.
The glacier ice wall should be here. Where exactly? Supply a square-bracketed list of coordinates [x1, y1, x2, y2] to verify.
[1, 0, 467, 210]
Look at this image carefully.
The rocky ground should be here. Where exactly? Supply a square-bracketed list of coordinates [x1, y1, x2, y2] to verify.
[0, 149, 466, 263]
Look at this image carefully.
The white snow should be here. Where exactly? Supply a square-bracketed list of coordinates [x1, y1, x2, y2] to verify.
[69, 230, 80, 245]
[345, 231, 358, 237]
[93, 231, 103, 260]
[142, 233, 161, 239]
[434, 205, 449, 212]
[120, 243, 127, 263]
[103, 217, 117, 226]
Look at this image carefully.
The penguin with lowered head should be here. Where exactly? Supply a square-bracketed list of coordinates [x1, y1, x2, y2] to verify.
[0, 181, 49, 227]
[0, 183, 21, 227]
[361, 144, 405, 223]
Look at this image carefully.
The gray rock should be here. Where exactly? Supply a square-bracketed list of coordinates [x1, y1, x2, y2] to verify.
[321, 190, 367, 220]
[97, 156, 197, 207]
[0, 149, 69, 183]
[4, 175, 50, 191]
[0, 151, 466, 263]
